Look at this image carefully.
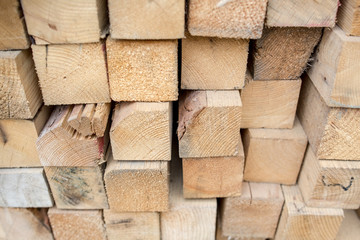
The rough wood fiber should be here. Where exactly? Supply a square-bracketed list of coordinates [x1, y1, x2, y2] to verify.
[181, 34, 249, 90]
[92, 103, 111, 137]
[109, 0, 185, 39]
[337, 0, 360, 36]
[188, 0, 268, 39]
[31, 43, 110, 105]
[0, 50, 42, 119]
[216, 220, 265, 240]
[22, 0, 108, 44]
[275, 185, 344, 240]
[110, 102, 172, 161]
[107, 38, 178, 102]
[335, 210, 360, 240]
[249, 27, 322, 80]
[178, 90, 242, 158]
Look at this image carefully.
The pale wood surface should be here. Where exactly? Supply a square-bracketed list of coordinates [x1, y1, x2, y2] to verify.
[109, 0, 184, 39]
[77, 103, 96, 136]
[188, 0, 268, 39]
[337, 0, 360, 36]
[335, 210, 360, 240]
[67, 104, 83, 131]
[181, 34, 248, 90]
[216, 220, 265, 240]
[110, 102, 172, 161]
[92, 103, 111, 137]
[107, 38, 178, 102]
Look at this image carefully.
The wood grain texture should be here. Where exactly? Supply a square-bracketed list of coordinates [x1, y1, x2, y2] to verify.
[216, 219, 265, 240]
[266, 0, 338, 27]
[107, 38, 178, 102]
[188, 0, 268, 39]
[178, 90, 242, 158]
[110, 102, 172, 161]
[181, 34, 248, 90]
[249, 27, 322, 80]
[335, 210, 360, 240]
[0, 50, 42, 119]
[275, 185, 344, 240]
[22, 0, 107, 44]
[32, 42, 110, 105]
[92, 103, 111, 137]
[109, 0, 184, 39]
[337, 0, 360, 36]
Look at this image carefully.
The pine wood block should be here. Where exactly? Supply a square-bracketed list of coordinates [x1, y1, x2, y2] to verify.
[104, 152, 169, 212]
[181, 35, 249, 90]
[0, 208, 53, 240]
[109, 0, 184, 39]
[37, 106, 109, 166]
[22, 0, 107, 44]
[188, 0, 268, 39]
[298, 147, 360, 209]
[178, 90, 242, 158]
[308, 26, 360, 108]
[48, 208, 106, 240]
[297, 74, 360, 160]
[240, 73, 301, 129]
[335, 210, 360, 240]
[243, 118, 307, 185]
[0, 0, 29, 50]
[110, 102, 172, 161]
[0, 49, 42, 119]
[92, 103, 111, 137]
[0, 106, 51, 167]
[45, 166, 108, 209]
[220, 182, 284, 239]
[266, 0, 338, 27]
[182, 138, 244, 198]
[249, 27, 322, 80]
[275, 185, 344, 240]
[104, 210, 160, 240]
[31, 43, 110, 105]
[0, 168, 53, 208]
[216, 220, 265, 240]
[107, 38, 178, 102]
[337, 0, 360, 36]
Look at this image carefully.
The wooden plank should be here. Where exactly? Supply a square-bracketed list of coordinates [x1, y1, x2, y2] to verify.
[48, 208, 106, 240]
[77, 103, 96, 136]
[298, 147, 360, 209]
[187, 0, 268, 39]
[243, 118, 307, 185]
[240, 72, 301, 129]
[249, 27, 322, 80]
[335, 210, 360, 240]
[297, 74, 360, 160]
[266, 0, 338, 27]
[91, 103, 111, 137]
[107, 38, 178, 102]
[307, 26, 360, 108]
[104, 151, 169, 212]
[31, 42, 110, 105]
[0, 105, 51, 167]
[45, 165, 108, 209]
[67, 104, 84, 132]
[216, 220, 264, 240]
[0, 49, 42, 119]
[0, 208, 53, 240]
[177, 90, 242, 158]
[109, 0, 184, 39]
[275, 185, 344, 240]
[0, 168, 53, 208]
[181, 34, 248, 90]
[22, 0, 107, 44]
[0, 0, 29, 50]
[104, 210, 160, 240]
[182, 138, 244, 198]
[337, 0, 360, 36]
[220, 182, 284, 239]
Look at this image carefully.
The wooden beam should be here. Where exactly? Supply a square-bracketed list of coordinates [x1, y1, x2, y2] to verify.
[337, 0, 360, 36]
[266, 0, 338, 27]
[107, 38, 178, 102]
[77, 103, 96, 136]
[0, 49, 42, 119]
[108, 0, 184, 39]
[181, 34, 248, 90]
[22, 0, 108, 44]
[275, 185, 344, 240]
[31, 42, 110, 105]
[110, 102, 171, 161]
[0, 168, 53, 208]
[48, 208, 106, 240]
[91, 103, 111, 137]
[187, 0, 268, 39]
[220, 182, 284, 239]
[335, 210, 360, 240]
[249, 27, 322, 80]
[297, 74, 360, 160]
[298, 147, 360, 209]
[243, 118, 307, 185]
[216, 220, 265, 240]
[178, 90, 242, 158]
